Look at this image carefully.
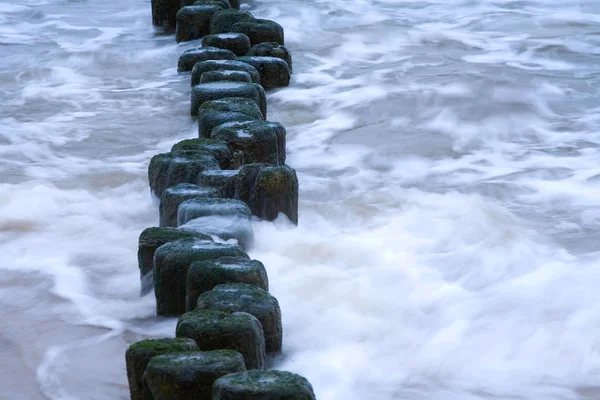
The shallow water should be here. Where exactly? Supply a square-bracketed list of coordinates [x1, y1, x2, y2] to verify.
[1, 0, 600, 399]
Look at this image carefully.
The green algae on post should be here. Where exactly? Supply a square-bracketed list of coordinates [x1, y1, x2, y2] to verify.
[186, 256, 268, 311]
[151, 0, 181, 31]
[202, 33, 252, 57]
[200, 70, 253, 84]
[159, 184, 221, 228]
[231, 19, 284, 46]
[154, 238, 248, 316]
[148, 150, 220, 198]
[198, 97, 264, 138]
[209, 9, 255, 35]
[197, 283, 282, 353]
[138, 227, 212, 295]
[191, 60, 260, 86]
[197, 169, 240, 198]
[177, 47, 236, 73]
[125, 338, 198, 400]
[247, 42, 293, 72]
[236, 56, 290, 90]
[171, 138, 237, 170]
[190, 82, 266, 118]
[175, 5, 223, 43]
[212, 370, 316, 400]
[176, 310, 266, 370]
[253, 164, 299, 224]
[144, 350, 246, 400]
[211, 120, 283, 166]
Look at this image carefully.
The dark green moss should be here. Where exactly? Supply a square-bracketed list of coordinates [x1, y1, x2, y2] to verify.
[190, 82, 266, 118]
[185, 256, 268, 311]
[198, 111, 257, 140]
[154, 238, 248, 316]
[247, 42, 292, 72]
[151, 0, 180, 31]
[126, 338, 198, 400]
[236, 56, 290, 90]
[209, 9, 255, 35]
[178, 47, 236, 73]
[191, 60, 260, 87]
[231, 19, 284, 46]
[144, 350, 246, 400]
[264, 121, 286, 165]
[176, 310, 266, 370]
[128, 338, 198, 353]
[233, 163, 268, 207]
[138, 227, 212, 295]
[198, 97, 264, 139]
[202, 33, 251, 57]
[176, 5, 223, 43]
[199, 96, 263, 119]
[193, 0, 230, 8]
[197, 169, 240, 198]
[212, 370, 316, 400]
[200, 70, 252, 84]
[197, 283, 282, 353]
[148, 150, 220, 198]
[171, 139, 234, 169]
[253, 83, 268, 120]
[232, 164, 298, 224]
[253, 165, 298, 224]
[159, 184, 221, 228]
[211, 120, 282, 166]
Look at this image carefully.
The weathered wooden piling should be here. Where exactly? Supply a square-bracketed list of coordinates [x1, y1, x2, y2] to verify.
[148, 150, 220, 198]
[211, 120, 284, 165]
[236, 56, 290, 90]
[144, 350, 246, 400]
[160, 184, 222, 228]
[234, 164, 298, 224]
[176, 310, 266, 370]
[154, 238, 248, 316]
[171, 138, 239, 170]
[209, 10, 255, 34]
[185, 256, 268, 311]
[151, 0, 181, 31]
[128, 1, 315, 398]
[125, 338, 199, 400]
[213, 370, 317, 400]
[231, 19, 284, 46]
[196, 283, 282, 353]
[202, 33, 252, 57]
[247, 42, 293, 72]
[178, 197, 254, 248]
[190, 82, 266, 118]
[198, 97, 264, 139]
[191, 60, 261, 86]
[178, 47, 237, 73]
[176, 5, 224, 43]
[138, 227, 212, 295]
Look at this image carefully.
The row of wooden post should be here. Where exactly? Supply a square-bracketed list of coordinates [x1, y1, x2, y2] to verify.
[124, 0, 316, 398]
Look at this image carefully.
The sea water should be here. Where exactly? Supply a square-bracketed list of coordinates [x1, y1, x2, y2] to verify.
[1, 0, 600, 399]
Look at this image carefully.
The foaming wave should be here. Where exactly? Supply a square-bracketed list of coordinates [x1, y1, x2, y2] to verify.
[251, 187, 600, 400]
[261, 0, 600, 398]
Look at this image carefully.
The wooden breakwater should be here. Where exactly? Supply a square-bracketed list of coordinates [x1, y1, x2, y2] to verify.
[125, 0, 316, 398]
